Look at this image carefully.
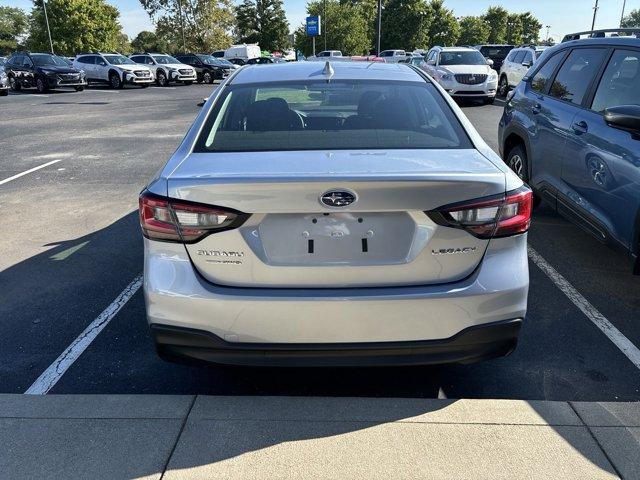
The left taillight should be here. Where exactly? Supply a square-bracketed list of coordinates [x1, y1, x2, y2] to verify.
[139, 191, 247, 243]
[427, 186, 532, 239]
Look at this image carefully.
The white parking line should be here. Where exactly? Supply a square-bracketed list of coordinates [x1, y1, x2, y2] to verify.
[0, 160, 61, 186]
[25, 275, 142, 395]
[528, 246, 640, 370]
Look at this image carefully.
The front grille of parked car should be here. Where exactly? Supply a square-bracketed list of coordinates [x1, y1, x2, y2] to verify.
[134, 70, 151, 77]
[455, 74, 487, 85]
[57, 73, 81, 83]
[179, 69, 193, 75]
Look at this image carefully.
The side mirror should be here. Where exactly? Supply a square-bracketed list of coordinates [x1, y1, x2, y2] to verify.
[522, 61, 532, 68]
[486, 58, 494, 67]
[99, 61, 106, 66]
[604, 105, 640, 136]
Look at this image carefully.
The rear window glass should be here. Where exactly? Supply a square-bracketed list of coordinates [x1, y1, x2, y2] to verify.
[480, 46, 512, 59]
[194, 80, 472, 152]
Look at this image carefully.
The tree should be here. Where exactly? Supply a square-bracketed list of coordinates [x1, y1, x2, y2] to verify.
[28, 0, 126, 55]
[236, 0, 290, 51]
[505, 13, 523, 44]
[427, 0, 459, 47]
[235, 0, 259, 44]
[131, 30, 169, 53]
[294, 0, 370, 56]
[621, 9, 640, 28]
[458, 16, 489, 46]
[0, 6, 29, 55]
[482, 6, 508, 44]
[139, 0, 235, 52]
[519, 12, 541, 44]
[381, 0, 432, 51]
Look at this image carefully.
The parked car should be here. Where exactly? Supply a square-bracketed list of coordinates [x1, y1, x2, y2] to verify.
[474, 44, 514, 73]
[379, 50, 408, 63]
[174, 54, 228, 83]
[424, 46, 499, 104]
[499, 29, 640, 273]
[0, 66, 9, 96]
[245, 56, 285, 65]
[73, 53, 154, 89]
[4, 52, 86, 93]
[129, 53, 197, 86]
[225, 44, 261, 63]
[498, 45, 549, 97]
[313, 50, 343, 58]
[140, 61, 531, 367]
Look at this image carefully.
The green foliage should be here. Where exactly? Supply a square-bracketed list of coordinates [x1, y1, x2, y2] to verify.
[0, 6, 29, 55]
[294, 0, 371, 56]
[505, 13, 523, 44]
[427, 0, 459, 47]
[458, 16, 489, 46]
[381, 0, 432, 51]
[621, 9, 640, 28]
[139, 0, 235, 52]
[131, 30, 169, 53]
[28, 0, 125, 56]
[235, 0, 290, 51]
[519, 12, 542, 44]
[482, 5, 508, 44]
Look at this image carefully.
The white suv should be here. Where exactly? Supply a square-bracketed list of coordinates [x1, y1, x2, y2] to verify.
[498, 46, 549, 97]
[129, 53, 196, 87]
[379, 50, 407, 63]
[73, 53, 154, 89]
[424, 46, 498, 104]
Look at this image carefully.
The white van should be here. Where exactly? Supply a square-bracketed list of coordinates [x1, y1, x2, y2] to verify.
[225, 44, 261, 63]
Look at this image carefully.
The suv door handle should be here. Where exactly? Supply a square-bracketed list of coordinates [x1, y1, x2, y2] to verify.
[531, 103, 541, 114]
[572, 120, 588, 134]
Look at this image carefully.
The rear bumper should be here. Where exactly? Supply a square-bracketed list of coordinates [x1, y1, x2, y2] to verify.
[151, 318, 522, 367]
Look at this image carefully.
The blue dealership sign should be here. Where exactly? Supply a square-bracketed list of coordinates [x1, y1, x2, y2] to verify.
[306, 16, 321, 36]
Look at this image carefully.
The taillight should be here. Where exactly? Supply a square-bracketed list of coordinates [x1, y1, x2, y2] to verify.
[139, 191, 248, 243]
[427, 186, 532, 239]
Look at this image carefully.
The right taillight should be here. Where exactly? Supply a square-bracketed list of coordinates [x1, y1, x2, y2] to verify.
[427, 186, 532, 239]
[139, 191, 249, 243]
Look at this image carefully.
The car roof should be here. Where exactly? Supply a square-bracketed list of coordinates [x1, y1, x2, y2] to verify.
[559, 36, 640, 47]
[230, 61, 426, 85]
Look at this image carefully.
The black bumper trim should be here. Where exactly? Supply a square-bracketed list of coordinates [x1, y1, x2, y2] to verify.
[150, 319, 522, 367]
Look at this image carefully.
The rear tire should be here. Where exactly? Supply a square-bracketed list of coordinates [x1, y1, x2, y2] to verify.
[9, 76, 21, 92]
[74, 86, 84, 92]
[505, 144, 541, 208]
[498, 75, 509, 97]
[201, 71, 212, 84]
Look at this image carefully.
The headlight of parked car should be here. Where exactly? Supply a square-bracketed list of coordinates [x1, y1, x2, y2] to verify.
[440, 73, 454, 81]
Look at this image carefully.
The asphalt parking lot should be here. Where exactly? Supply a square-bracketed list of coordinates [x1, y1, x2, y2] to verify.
[1, 83, 639, 400]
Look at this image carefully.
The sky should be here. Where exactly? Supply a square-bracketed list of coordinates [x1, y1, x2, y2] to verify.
[4, 0, 638, 43]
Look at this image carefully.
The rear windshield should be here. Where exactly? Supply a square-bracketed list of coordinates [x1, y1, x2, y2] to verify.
[479, 46, 513, 60]
[195, 80, 471, 152]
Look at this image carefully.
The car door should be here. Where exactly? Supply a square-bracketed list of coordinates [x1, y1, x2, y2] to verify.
[562, 48, 640, 249]
[21, 55, 36, 87]
[425, 51, 437, 77]
[508, 51, 525, 85]
[94, 55, 109, 81]
[516, 50, 534, 85]
[77, 56, 95, 80]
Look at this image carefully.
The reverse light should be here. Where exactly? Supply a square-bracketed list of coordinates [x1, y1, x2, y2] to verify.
[139, 191, 248, 243]
[427, 186, 532, 239]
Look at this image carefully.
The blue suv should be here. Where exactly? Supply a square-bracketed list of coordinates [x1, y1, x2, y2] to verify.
[499, 29, 640, 274]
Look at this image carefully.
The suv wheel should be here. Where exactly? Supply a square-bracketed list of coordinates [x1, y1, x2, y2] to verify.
[36, 77, 48, 94]
[109, 72, 122, 89]
[202, 71, 212, 84]
[498, 76, 509, 97]
[506, 144, 528, 181]
[157, 70, 167, 87]
[9, 77, 21, 92]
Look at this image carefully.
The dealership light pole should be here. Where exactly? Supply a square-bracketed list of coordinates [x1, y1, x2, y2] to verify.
[545, 25, 550, 41]
[620, 0, 627, 27]
[42, 0, 54, 54]
[376, 0, 382, 55]
[591, 0, 599, 30]
[178, 0, 186, 52]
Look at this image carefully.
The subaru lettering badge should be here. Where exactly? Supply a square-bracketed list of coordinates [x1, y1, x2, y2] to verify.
[320, 190, 357, 207]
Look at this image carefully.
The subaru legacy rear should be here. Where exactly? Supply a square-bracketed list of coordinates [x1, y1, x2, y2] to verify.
[140, 62, 531, 367]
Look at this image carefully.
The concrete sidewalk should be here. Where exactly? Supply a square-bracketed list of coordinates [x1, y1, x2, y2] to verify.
[1, 395, 638, 479]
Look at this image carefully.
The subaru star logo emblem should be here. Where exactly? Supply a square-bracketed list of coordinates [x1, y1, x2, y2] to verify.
[320, 190, 357, 207]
